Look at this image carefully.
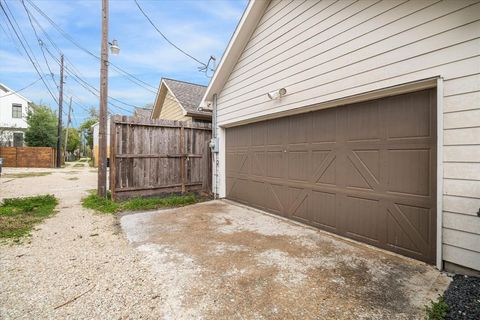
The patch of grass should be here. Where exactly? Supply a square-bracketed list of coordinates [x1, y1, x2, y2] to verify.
[82, 192, 119, 214]
[2, 172, 51, 179]
[67, 177, 79, 181]
[73, 163, 84, 167]
[78, 158, 87, 162]
[88, 159, 94, 167]
[425, 296, 448, 320]
[0, 195, 58, 239]
[82, 192, 199, 214]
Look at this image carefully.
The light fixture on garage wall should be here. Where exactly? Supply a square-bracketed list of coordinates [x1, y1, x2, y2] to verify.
[267, 88, 287, 100]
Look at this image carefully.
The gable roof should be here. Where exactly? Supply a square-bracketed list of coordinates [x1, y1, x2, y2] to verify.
[152, 78, 211, 119]
[202, 0, 270, 103]
[133, 107, 152, 118]
[0, 82, 32, 103]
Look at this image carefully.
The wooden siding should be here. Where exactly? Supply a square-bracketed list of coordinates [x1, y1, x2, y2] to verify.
[158, 92, 191, 122]
[215, 0, 480, 271]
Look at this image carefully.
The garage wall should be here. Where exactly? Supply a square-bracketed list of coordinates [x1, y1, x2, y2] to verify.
[215, 0, 480, 271]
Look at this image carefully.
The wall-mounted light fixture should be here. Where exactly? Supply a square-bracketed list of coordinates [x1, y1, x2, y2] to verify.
[267, 88, 287, 100]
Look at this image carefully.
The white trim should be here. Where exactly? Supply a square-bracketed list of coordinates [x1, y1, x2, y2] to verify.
[436, 77, 444, 271]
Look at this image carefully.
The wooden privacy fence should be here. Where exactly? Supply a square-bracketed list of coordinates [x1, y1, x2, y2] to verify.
[0, 147, 56, 168]
[110, 116, 212, 200]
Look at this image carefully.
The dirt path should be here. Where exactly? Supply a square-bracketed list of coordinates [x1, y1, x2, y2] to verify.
[0, 162, 164, 319]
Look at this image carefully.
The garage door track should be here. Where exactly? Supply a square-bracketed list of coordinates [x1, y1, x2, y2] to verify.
[121, 200, 450, 319]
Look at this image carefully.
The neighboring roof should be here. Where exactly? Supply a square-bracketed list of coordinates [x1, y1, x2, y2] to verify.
[0, 82, 32, 103]
[152, 78, 211, 119]
[133, 107, 152, 118]
[202, 0, 270, 102]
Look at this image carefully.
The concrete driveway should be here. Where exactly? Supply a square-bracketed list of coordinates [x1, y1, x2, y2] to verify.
[121, 200, 450, 319]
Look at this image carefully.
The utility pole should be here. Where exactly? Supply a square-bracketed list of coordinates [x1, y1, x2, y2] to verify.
[98, 0, 109, 197]
[64, 97, 72, 162]
[56, 54, 64, 168]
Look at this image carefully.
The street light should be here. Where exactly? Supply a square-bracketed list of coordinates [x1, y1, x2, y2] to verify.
[109, 39, 120, 55]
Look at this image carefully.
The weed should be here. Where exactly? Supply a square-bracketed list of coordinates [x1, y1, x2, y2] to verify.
[0, 195, 58, 239]
[2, 172, 51, 179]
[425, 296, 448, 320]
[82, 191, 199, 214]
[81, 192, 119, 214]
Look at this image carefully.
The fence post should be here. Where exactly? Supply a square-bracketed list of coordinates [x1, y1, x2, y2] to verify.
[110, 116, 117, 200]
[180, 124, 186, 194]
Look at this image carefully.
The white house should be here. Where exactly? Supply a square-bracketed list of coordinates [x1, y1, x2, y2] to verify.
[91, 117, 110, 167]
[0, 83, 31, 147]
[203, 0, 480, 274]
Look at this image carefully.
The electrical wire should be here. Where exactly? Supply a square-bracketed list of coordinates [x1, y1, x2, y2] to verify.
[25, 0, 158, 94]
[0, 77, 42, 97]
[0, 0, 59, 105]
[133, 0, 207, 68]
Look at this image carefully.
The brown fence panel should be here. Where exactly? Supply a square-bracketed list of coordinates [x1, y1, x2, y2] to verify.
[110, 115, 212, 201]
[0, 147, 56, 168]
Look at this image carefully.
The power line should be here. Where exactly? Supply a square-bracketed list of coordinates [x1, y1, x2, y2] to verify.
[0, 0, 59, 106]
[20, 0, 56, 85]
[0, 78, 41, 97]
[133, 0, 207, 68]
[24, 0, 158, 94]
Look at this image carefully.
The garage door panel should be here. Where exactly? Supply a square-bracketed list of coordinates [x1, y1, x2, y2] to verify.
[251, 151, 266, 176]
[385, 91, 431, 139]
[226, 89, 436, 264]
[291, 191, 309, 222]
[266, 151, 285, 178]
[309, 191, 337, 229]
[387, 149, 431, 196]
[345, 196, 382, 243]
[346, 101, 381, 141]
[346, 153, 379, 191]
[311, 108, 336, 142]
[288, 151, 309, 181]
[312, 151, 336, 185]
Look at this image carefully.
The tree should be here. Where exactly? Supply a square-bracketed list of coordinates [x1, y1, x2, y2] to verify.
[79, 106, 98, 152]
[24, 105, 58, 147]
[63, 127, 80, 153]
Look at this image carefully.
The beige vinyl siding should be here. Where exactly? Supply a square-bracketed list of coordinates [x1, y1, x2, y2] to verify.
[159, 92, 191, 122]
[216, 0, 480, 270]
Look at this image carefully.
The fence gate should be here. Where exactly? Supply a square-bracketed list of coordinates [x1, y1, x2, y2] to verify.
[110, 116, 212, 200]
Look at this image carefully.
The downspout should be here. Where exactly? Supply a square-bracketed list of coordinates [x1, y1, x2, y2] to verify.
[212, 93, 219, 199]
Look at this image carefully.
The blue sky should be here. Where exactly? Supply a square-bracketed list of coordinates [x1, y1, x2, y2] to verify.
[0, 0, 247, 127]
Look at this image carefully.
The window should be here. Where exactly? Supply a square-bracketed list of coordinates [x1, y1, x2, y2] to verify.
[12, 104, 22, 118]
[13, 132, 24, 147]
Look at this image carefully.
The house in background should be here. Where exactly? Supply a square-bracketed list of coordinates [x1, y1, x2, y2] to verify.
[0, 83, 31, 147]
[151, 78, 211, 123]
[91, 118, 110, 167]
[133, 107, 152, 119]
[203, 0, 480, 274]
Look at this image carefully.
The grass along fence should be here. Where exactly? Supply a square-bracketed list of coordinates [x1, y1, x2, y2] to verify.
[109, 116, 212, 201]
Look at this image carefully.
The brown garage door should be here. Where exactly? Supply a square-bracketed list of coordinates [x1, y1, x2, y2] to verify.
[226, 89, 437, 264]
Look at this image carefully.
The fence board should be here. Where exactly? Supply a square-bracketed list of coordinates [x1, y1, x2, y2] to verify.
[0, 147, 55, 168]
[109, 116, 212, 200]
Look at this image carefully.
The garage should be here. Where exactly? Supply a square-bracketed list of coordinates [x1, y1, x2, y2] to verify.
[226, 89, 437, 264]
